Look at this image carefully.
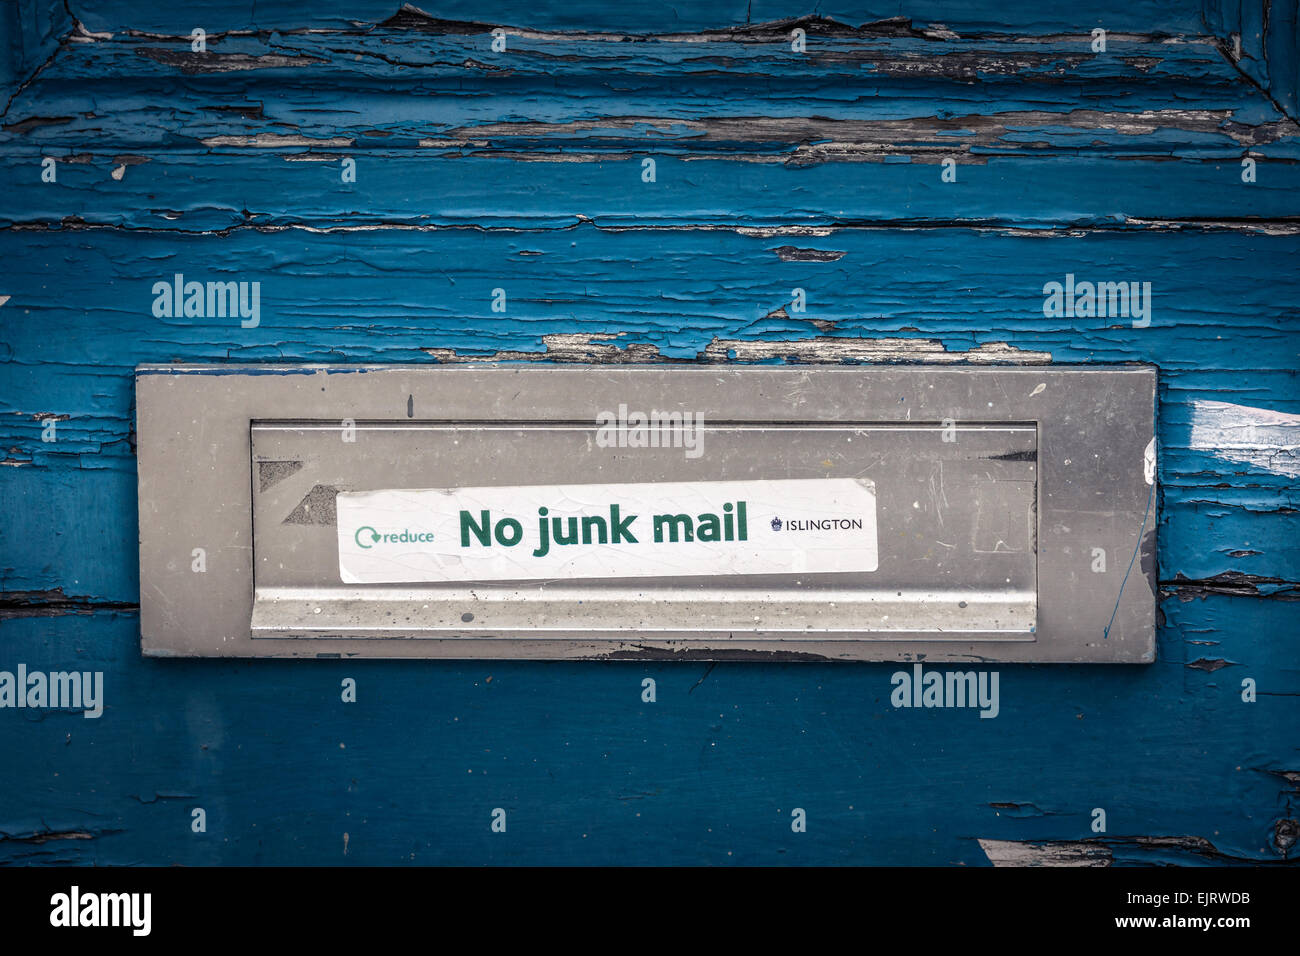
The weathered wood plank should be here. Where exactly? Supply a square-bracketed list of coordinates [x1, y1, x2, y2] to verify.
[0, 599, 1293, 865]
[6, 26, 1295, 161]
[64, 1, 1212, 37]
[6, 154, 1300, 231]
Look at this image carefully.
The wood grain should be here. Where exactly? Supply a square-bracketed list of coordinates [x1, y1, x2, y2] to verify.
[0, 0, 1296, 864]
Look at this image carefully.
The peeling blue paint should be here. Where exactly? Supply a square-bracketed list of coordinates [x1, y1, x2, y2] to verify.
[1, 0, 1297, 866]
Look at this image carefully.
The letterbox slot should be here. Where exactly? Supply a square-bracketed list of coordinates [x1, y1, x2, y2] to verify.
[134, 364, 1156, 661]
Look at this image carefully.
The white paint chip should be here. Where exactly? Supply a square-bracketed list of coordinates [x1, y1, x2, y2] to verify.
[201, 133, 354, 148]
[1189, 400, 1300, 478]
[978, 838, 1111, 867]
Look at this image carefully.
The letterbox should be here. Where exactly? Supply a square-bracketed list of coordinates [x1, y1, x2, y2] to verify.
[136, 364, 1156, 661]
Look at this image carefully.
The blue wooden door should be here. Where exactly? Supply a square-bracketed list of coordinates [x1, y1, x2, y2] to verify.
[1, 1, 1296, 865]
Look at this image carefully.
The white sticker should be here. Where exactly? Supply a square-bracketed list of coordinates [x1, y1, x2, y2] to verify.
[336, 478, 877, 584]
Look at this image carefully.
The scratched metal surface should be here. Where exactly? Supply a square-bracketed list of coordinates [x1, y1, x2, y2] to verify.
[0, 1, 1297, 864]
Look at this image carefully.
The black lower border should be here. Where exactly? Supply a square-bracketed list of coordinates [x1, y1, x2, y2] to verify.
[0, 865, 1288, 940]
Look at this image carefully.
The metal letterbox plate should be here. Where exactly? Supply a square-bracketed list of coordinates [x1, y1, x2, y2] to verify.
[136, 364, 1157, 661]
